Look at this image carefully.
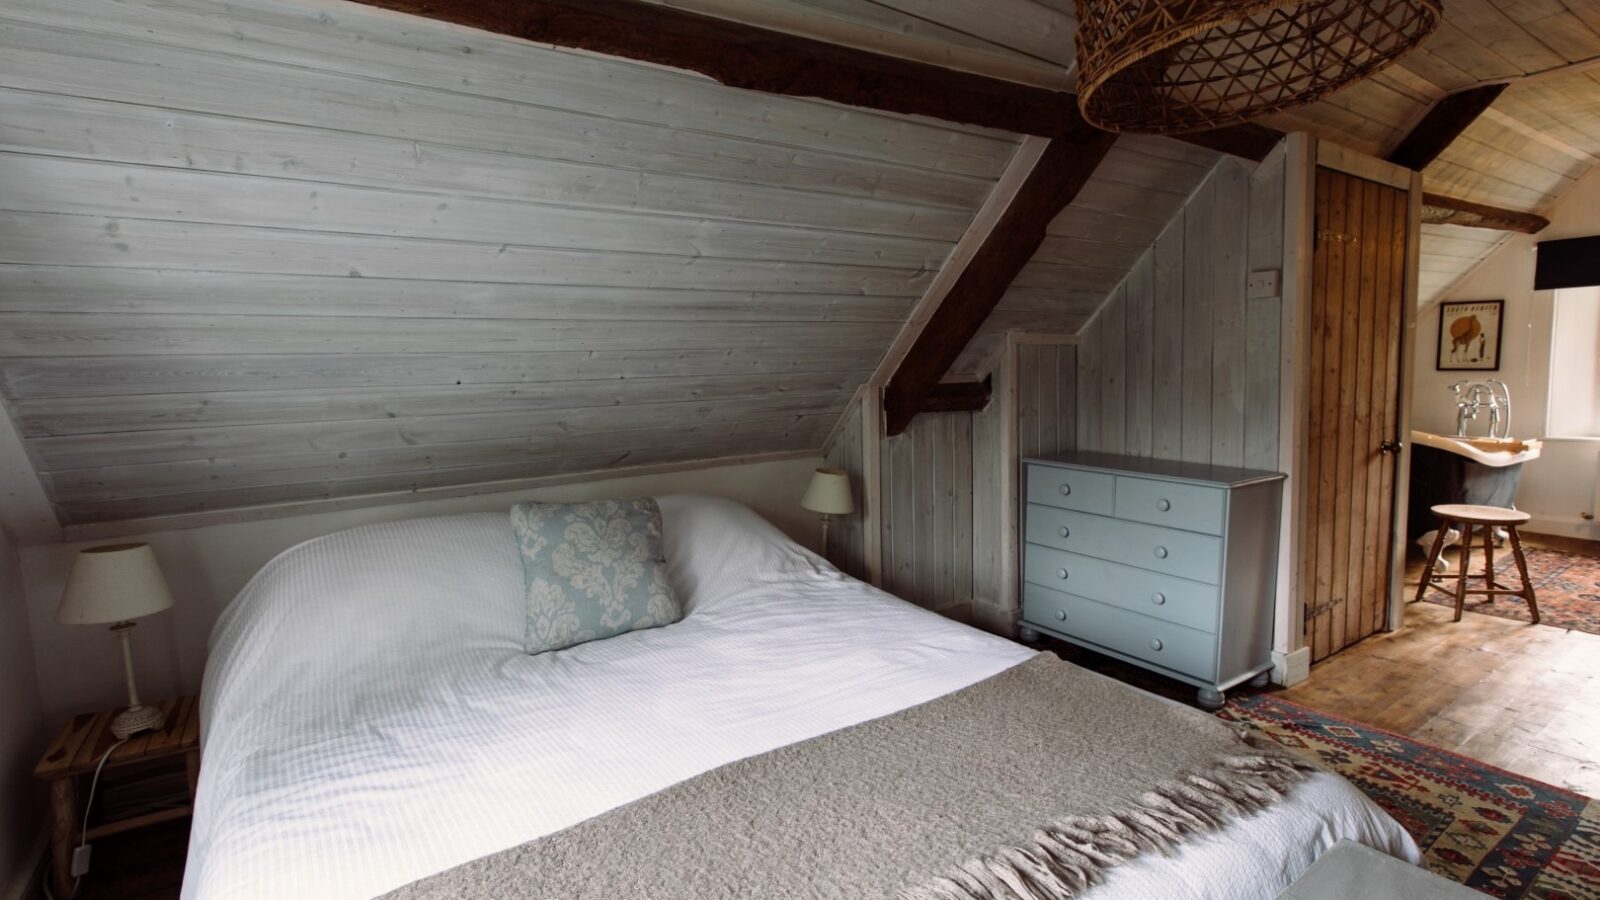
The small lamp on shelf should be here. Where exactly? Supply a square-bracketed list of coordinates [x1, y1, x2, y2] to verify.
[57, 543, 175, 740]
[801, 467, 855, 553]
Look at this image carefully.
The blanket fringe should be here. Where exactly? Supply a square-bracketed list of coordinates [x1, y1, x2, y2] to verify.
[898, 754, 1314, 900]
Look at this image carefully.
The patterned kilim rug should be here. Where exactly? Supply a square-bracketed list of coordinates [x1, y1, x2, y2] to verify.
[1222, 694, 1600, 898]
[1420, 546, 1600, 636]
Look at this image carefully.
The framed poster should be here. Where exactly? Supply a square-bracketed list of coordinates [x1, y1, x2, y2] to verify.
[1436, 300, 1504, 371]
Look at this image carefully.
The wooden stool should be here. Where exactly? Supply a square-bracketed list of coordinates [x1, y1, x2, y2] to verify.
[1414, 504, 1540, 624]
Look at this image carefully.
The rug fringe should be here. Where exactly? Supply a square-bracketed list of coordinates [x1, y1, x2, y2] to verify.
[898, 754, 1314, 900]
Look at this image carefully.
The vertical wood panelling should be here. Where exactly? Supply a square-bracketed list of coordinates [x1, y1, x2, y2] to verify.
[1209, 162, 1250, 468]
[1098, 286, 1127, 454]
[879, 411, 974, 616]
[971, 362, 1003, 617]
[823, 392, 869, 581]
[1181, 178, 1217, 463]
[1151, 222, 1186, 460]
[1125, 260, 1155, 456]
[1062, 159, 1285, 474]
[1076, 327, 1102, 452]
[887, 153, 1290, 637]
[1245, 152, 1287, 472]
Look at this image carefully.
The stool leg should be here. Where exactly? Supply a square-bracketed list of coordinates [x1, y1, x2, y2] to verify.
[1454, 521, 1471, 622]
[1508, 526, 1540, 625]
[1482, 522, 1497, 599]
[1415, 523, 1448, 604]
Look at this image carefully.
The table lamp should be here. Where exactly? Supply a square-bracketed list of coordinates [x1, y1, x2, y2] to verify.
[800, 467, 855, 552]
[56, 543, 175, 739]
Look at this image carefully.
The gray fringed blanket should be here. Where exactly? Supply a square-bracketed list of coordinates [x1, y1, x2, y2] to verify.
[381, 653, 1311, 900]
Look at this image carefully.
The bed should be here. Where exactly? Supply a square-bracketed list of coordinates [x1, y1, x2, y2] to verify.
[182, 495, 1418, 900]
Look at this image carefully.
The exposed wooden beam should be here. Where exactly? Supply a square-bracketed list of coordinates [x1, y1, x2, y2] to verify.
[917, 377, 992, 414]
[344, 0, 1279, 160]
[883, 127, 1118, 435]
[1421, 193, 1549, 234]
[1386, 84, 1507, 171]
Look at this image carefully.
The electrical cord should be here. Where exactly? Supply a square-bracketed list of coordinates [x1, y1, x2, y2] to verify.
[42, 738, 126, 900]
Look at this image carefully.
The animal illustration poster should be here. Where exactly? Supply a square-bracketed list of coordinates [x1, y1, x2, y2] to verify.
[1436, 300, 1504, 371]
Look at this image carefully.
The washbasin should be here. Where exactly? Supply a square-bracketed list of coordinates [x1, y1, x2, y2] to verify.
[1411, 431, 1542, 467]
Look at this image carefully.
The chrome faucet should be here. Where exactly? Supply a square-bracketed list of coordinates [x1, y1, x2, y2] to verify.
[1450, 380, 1512, 438]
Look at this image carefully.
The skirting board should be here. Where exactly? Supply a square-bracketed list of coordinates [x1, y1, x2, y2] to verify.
[1524, 514, 1600, 543]
[1272, 646, 1312, 687]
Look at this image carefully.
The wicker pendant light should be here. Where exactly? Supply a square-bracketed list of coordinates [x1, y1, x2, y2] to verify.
[1075, 0, 1442, 134]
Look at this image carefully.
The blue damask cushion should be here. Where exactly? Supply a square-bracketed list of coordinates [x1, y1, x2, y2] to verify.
[508, 497, 681, 654]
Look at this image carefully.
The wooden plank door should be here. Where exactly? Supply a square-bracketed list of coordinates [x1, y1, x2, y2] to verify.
[1304, 167, 1409, 662]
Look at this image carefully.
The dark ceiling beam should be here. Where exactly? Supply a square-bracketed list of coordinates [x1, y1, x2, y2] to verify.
[1421, 193, 1550, 233]
[1381, 84, 1550, 234]
[1386, 84, 1508, 171]
[884, 128, 1117, 436]
[916, 377, 993, 414]
[345, 0, 1280, 160]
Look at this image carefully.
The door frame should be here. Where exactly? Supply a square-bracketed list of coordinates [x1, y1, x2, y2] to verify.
[1297, 140, 1422, 647]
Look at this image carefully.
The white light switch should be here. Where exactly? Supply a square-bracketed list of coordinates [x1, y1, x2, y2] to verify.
[1247, 269, 1280, 299]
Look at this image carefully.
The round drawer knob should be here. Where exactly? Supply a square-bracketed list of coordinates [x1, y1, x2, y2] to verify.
[1057, 526, 1070, 539]
[1152, 592, 1167, 605]
[1056, 568, 1069, 580]
[1149, 638, 1164, 651]
[1153, 546, 1169, 559]
[1059, 484, 1072, 496]
[1156, 499, 1171, 512]
[1055, 609, 1067, 621]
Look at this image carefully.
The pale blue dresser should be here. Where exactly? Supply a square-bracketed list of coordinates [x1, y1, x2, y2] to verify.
[1020, 451, 1286, 708]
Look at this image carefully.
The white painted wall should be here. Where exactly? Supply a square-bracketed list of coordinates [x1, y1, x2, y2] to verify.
[0, 526, 45, 900]
[20, 456, 825, 724]
[1412, 167, 1600, 540]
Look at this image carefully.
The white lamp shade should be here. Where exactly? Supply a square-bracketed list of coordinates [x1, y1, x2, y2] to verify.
[800, 467, 855, 516]
[57, 543, 175, 625]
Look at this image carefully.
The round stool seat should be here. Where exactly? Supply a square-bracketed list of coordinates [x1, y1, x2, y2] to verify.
[1430, 503, 1531, 526]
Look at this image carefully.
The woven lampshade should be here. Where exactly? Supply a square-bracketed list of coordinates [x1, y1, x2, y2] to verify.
[1074, 0, 1441, 134]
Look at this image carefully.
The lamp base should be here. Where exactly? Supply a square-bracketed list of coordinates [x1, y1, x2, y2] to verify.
[111, 704, 165, 740]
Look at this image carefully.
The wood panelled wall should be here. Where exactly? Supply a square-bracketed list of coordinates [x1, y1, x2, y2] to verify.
[822, 394, 871, 584]
[824, 149, 1291, 637]
[0, 0, 1017, 527]
[881, 411, 975, 619]
[1071, 155, 1287, 472]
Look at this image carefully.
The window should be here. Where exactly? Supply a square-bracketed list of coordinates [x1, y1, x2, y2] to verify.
[1548, 286, 1600, 437]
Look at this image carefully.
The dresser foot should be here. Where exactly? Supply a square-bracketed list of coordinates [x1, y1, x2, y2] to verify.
[1249, 671, 1271, 689]
[1017, 625, 1041, 644]
[1197, 687, 1226, 710]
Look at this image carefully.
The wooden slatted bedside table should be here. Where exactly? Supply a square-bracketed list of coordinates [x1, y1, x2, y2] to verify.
[33, 695, 201, 900]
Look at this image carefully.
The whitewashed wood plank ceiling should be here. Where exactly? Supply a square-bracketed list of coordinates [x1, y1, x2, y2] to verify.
[0, 0, 1023, 525]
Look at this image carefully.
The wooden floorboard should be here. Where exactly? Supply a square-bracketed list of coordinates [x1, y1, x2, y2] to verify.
[1283, 534, 1600, 797]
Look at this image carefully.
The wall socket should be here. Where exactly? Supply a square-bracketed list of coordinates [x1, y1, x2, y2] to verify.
[1247, 269, 1281, 299]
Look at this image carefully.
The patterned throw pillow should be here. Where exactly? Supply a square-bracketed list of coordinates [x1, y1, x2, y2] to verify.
[509, 498, 681, 654]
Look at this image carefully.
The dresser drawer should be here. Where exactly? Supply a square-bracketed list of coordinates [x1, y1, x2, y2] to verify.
[1024, 505, 1223, 584]
[1025, 465, 1115, 516]
[1022, 545, 1219, 633]
[1022, 584, 1217, 681]
[1115, 477, 1226, 535]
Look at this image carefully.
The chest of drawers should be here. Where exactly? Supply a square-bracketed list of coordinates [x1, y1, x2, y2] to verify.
[1020, 452, 1285, 708]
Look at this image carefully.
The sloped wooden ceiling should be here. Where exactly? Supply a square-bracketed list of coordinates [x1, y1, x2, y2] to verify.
[1258, 0, 1600, 305]
[0, 0, 1025, 526]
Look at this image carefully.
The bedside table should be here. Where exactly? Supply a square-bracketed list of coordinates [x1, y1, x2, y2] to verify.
[33, 696, 201, 900]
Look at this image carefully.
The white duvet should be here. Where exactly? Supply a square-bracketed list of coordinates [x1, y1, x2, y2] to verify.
[184, 495, 1418, 900]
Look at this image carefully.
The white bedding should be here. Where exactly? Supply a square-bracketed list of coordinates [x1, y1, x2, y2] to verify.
[184, 495, 1418, 900]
